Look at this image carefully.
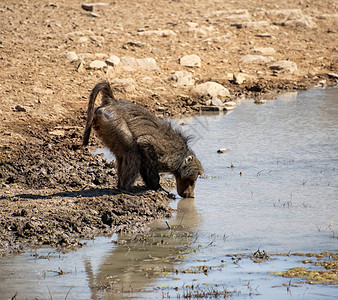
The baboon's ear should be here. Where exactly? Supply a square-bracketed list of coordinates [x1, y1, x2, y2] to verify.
[185, 155, 194, 164]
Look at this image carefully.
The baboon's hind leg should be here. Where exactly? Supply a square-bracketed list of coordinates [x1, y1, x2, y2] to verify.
[116, 151, 140, 191]
[138, 144, 161, 190]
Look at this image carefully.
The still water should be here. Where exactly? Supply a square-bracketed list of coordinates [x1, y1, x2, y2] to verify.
[0, 88, 337, 299]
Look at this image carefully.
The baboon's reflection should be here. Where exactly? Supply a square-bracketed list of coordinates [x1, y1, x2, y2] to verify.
[86, 197, 201, 299]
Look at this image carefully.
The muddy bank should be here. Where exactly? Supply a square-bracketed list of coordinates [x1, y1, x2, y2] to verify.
[1, 0, 337, 254]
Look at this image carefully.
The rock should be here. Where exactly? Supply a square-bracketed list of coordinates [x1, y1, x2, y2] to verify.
[137, 30, 176, 37]
[233, 73, 246, 85]
[185, 25, 215, 37]
[111, 78, 136, 93]
[254, 99, 267, 104]
[169, 71, 195, 87]
[89, 60, 107, 69]
[217, 148, 230, 153]
[33, 87, 55, 94]
[283, 15, 316, 28]
[317, 14, 338, 20]
[328, 73, 338, 79]
[252, 47, 276, 55]
[224, 101, 237, 111]
[136, 58, 159, 71]
[81, 3, 109, 12]
[231, 21, 271, 29]
[49, 129, 65, 136]
[120, 56, 159, 72]
[210, 97, 223, 106]
[194, 82, 230, 100]
[65, 51, 79, 63]
[270, 60, 297, 73]
[255, 32, 273, 38]
[77, 61, 85, 73]
[266, 9, 303, 20]
[180, 54, 201, 68]
[241, 54, 274, 64]
[203, 34, 231, 44]
[89, 12, 100, 18]
[14, 105, 26, 112]
[105, 55, 120, 66]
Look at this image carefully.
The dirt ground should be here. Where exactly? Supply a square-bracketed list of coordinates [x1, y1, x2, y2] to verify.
[0, 0, 337, 255]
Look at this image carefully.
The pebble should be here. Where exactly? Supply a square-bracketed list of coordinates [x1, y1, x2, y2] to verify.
[65, 51, 79, 63]
[241, 54, 274, 64]
[169, 71, 195, 87]
[14, 105, 26, 112]
[33, 87, 55, 94]
[105, 55, 120, 66]
[111, 78, 136, 93]
[327, 73, 338, 79]
[194, 82, 230, 100]
[88, 60, 107, 69]
[120, 56, 159, 72]
[233, 73, 246, 85]
[270, 60, 297, 73]
[81, 3, 109, 12]
[232, 21, 271, 29]
[252, 47, 276, 55]
[180, 54, 201, 68]
[210, 97, 223, 106]
[224, 101, 237, 110]
[217, 148, 230, 153]
[254, 99, 267, 104]
[138, 30, 177, 37]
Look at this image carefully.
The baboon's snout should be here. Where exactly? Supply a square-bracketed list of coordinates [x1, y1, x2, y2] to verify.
[176, 177, 196, 198]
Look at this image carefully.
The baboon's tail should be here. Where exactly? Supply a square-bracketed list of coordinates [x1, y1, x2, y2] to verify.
[82, 81, 115, 146]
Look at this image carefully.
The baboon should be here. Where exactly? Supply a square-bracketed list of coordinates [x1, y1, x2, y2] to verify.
[83, 81, 203, 198]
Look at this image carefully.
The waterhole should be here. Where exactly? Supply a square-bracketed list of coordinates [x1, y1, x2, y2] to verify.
[1, 88, 337, 299]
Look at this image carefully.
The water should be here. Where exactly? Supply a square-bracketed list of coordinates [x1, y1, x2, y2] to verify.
[0, 88, 337, 299]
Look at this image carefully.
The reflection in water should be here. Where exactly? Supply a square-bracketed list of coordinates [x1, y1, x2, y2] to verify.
[87, 197, 201, 299]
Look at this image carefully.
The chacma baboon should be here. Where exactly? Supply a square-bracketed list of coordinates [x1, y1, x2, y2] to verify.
[83, 81, 203, 198]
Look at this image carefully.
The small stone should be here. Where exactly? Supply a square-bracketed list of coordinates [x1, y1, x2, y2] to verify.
[89, 12, 100, 18]
[252, 47, 276, 55]
[270, 60, 297, 73]
[224, 101, 237, 111]
[49, 129, 65, 136]
[217, 148, 230, 153]
[254, 99, 267, 104]
[65, 51, 79, 63]
[231, 21, 271, 29]
[180, 54, 201, 68]
[14, 105, 26, 112]
[137, 30, 177, 37]
[33, 87, 54, 94]
[328, 73, 338, 79]
[120, 56, 159, 72]
[169, 71, 195, 87]
[136, 58, 159, 71]
[89, 60, 107, 69]
[241, 55, 275, 64]
[77, 61, 85, 73]
[210, 97, 223, 106]
[194, 82, 230, 100]
[233, 73, 246, 85]
[105, 55, 120, 66]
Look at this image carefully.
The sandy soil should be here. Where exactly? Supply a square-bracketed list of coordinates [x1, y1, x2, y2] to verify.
[0, 0, 337, 255]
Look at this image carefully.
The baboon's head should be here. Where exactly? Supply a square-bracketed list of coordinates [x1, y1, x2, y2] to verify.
[175, 154, 203, 198]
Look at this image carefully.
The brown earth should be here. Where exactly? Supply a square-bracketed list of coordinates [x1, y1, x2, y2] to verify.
[0, 0, 337, 255]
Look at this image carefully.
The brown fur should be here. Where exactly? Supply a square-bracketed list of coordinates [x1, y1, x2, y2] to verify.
[83, 81, 203, 198]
